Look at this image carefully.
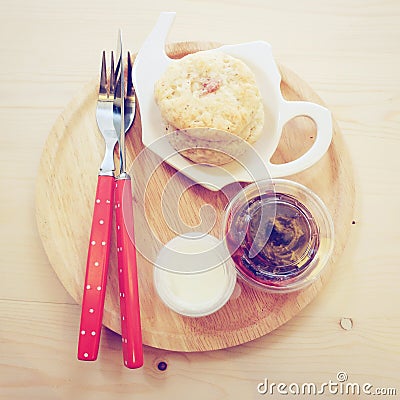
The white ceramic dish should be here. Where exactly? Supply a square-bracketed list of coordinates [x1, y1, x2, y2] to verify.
[133, 12, 333, 191]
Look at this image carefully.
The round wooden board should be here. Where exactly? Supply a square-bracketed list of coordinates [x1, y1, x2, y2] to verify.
[35, 42, 355, 352]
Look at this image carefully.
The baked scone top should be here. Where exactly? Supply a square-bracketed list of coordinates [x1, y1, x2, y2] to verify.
[154, 51, 264, 141]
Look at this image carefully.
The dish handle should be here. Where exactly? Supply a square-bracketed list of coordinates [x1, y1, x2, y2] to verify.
[267, 100, 333, 177]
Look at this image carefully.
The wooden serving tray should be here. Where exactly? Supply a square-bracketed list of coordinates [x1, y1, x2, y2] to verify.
[35, 42, 354, 352]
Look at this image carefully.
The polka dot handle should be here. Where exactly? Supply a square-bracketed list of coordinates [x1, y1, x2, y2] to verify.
[115, 176, 143, 369]
[77, 175, 114, 361]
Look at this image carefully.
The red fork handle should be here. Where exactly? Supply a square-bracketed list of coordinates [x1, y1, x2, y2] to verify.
[77, 175, 114, 361]
[115, 175, 143, 369]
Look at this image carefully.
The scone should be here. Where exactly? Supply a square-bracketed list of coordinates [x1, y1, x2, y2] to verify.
[154, 51, 264, 165]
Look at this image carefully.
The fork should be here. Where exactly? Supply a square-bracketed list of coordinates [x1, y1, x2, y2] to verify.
[113, 39, 143, 369]
[77, 51, 134, 362]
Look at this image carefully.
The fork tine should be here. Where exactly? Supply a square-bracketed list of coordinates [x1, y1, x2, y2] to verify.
[127, 51, 133, 97]
[110, 51, 115, 97]
[99, 50, 107, 97]
[114, 50, 121, 87]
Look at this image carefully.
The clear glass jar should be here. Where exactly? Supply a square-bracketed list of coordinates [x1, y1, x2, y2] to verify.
[222, 179, 334, 293]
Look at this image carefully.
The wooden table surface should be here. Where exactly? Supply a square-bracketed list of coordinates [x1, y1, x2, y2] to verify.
[1, 1, 399, 399]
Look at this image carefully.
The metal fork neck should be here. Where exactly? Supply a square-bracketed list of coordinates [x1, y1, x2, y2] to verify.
[99, 170, 114, 177]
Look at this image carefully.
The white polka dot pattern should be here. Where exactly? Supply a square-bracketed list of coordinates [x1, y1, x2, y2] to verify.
[115, 177, 143, 369]
[78, 175, 115, 362]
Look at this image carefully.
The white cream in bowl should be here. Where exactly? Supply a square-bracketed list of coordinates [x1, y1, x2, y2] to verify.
[153, 233, 237, 317]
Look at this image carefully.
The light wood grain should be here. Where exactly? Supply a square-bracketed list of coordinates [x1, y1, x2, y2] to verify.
[1, 0, 400, 398]
[35, 42, 354, 352]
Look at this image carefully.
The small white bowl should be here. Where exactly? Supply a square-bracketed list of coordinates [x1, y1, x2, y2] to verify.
[153, 233, 237, 317]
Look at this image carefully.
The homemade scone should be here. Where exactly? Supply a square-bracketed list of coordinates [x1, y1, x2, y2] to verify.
[154, 51, 264, 165]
